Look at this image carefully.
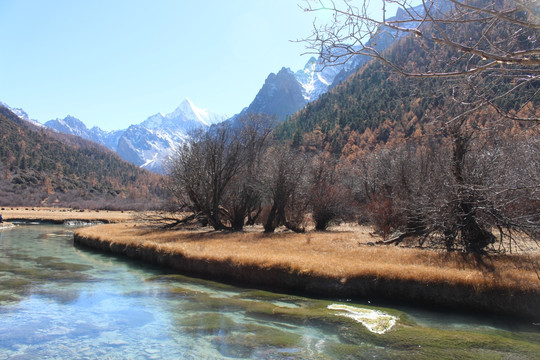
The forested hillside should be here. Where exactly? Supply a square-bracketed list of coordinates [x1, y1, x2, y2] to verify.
[0, 106, 165, 209]
[276, 32, 539, 155]
[278, 0, 538, 151]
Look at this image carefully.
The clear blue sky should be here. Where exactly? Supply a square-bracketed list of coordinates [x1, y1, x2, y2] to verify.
[0, 1, 332, 130]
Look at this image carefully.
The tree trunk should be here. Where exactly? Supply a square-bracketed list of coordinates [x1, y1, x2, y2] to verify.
[451, 128, 494, 253]
[264, 203, 278, 233]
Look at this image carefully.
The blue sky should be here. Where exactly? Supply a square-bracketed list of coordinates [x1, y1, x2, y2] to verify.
[0, 1, 332, 130]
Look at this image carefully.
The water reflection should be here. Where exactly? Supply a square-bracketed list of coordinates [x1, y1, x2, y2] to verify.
[0, 225, 538, 359]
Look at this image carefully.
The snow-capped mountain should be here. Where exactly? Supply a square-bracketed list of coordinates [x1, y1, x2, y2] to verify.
[45, 99, 227, 174]
[238, 35, 395, 122]
[117, 99, 226, 173]
[233, 57, 357, 123]
[45, 115, 123, 151]
[295, 57, 341, 102]
[295, 2, 429, 96]
[142, 98, 225, 130]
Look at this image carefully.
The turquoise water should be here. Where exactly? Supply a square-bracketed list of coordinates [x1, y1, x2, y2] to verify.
[0, 225, 538, 359]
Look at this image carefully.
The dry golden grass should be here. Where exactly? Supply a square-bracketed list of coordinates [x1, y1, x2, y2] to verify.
[75, 223, 540, 293]
[1, 206, 137, 223]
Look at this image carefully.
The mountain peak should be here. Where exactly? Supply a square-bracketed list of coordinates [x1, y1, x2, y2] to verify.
[167, 98, 226, 127]
[46, 115, 90, 137]
[243, 66, 307, 120]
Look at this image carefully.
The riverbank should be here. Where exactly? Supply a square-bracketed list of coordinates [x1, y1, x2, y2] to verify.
[74, 223, 540, 318]
[0, 207, 136, 224]
[0, 222, 15, 229]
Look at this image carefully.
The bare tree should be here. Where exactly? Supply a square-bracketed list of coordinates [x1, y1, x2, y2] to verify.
[261, 144, 310, 233]
[308, 152, 354, 230]
[301, 0, 540, 121]
[358, 119, 540, 253]
[167, 114, 273, 231]
[222, 114, 273, 230]
[167, 125, 241, 229]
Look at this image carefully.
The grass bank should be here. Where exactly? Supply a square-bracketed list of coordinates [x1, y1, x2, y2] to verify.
[1, 207, 136, 224]
[74, 223, 539, 317]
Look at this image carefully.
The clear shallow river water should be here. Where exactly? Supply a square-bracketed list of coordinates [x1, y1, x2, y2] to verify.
[0, 225, 538, 359]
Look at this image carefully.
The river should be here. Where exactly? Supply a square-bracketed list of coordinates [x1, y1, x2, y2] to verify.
[0, 225, 538, 359]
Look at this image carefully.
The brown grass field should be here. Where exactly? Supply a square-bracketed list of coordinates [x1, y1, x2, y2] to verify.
[75, 222, 540, 293]
[1, 206, 137, 223]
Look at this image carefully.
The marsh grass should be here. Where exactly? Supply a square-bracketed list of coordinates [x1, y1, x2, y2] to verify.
[75, 223, 540, 293]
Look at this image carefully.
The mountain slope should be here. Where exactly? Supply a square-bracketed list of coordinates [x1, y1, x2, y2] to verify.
[0, 106, 164, 209]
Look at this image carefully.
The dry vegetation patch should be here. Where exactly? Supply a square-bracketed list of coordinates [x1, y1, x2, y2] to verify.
[75, 223, 540, 293]
[1, 207, 137, 223]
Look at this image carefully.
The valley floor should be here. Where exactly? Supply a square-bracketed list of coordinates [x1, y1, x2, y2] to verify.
[0, 206, 137, 224]
[73, 222, 540, 318]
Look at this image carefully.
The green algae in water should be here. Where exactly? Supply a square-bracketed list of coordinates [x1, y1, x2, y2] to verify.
[148, 273, 239, 292]
[176, 312, 239, 334]
[0, 293, 22, 303]
[179, 288, 540, 359]
[211, 327, 303, 358]
[35, 256, 93, 272]
[1, 225, 539, 359]
[0, 277, 33, 289]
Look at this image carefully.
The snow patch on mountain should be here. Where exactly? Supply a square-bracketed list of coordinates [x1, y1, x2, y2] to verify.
[0, 101, 44, 127]
[294, 55, 362, 102]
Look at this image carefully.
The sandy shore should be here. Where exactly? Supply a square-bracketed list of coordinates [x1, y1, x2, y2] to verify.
[0, 207, 137, 224]
[74, 223, 540, 318]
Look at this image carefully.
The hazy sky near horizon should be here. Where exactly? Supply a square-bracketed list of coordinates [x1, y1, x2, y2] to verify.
[0, 0, 336, 130]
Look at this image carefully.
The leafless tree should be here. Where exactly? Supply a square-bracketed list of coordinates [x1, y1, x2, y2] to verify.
[261, 144, 310, 233]
[222, 114, 273, 230]
[360, 121, 540, 253]
[308, 152, 354, 230]
[167, 114, 273, 231]
[301, 0, 540, 121]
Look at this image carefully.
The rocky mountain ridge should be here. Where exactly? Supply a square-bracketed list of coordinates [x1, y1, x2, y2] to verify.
[45, 99, 227, 173]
